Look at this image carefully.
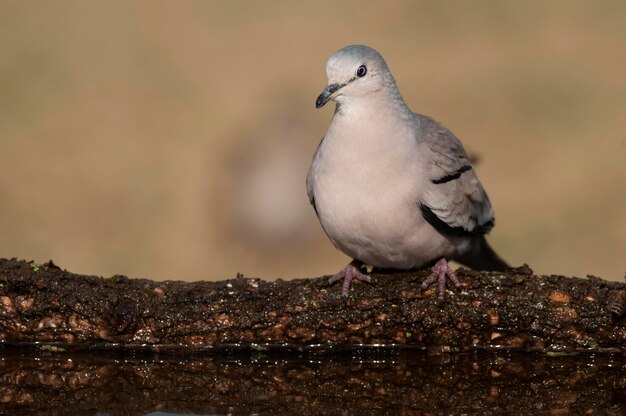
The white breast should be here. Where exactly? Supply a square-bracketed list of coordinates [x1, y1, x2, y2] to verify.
[309, 110, 454, 268]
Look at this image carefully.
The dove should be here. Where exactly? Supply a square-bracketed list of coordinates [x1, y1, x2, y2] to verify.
[307, 45, 508, 300]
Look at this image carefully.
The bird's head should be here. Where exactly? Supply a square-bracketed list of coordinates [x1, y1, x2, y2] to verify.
[315, 45, 396, 109]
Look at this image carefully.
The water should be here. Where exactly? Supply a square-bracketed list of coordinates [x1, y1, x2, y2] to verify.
[1, 348, 625, 415]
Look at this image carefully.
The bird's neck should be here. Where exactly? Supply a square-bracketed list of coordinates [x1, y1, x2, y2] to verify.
[326, 93, 415, 157]
[334, 91, 412, 124]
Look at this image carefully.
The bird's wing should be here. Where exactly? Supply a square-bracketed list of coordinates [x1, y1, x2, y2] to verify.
[306, 167, 317, 215]
[416, 115, 495, 236]
[306, 139, 323, 215]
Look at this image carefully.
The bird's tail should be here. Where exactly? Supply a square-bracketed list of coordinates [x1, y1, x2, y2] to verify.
[456, 236, 508, 271]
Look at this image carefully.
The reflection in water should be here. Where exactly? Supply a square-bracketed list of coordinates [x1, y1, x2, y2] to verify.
[1, 349, 626, 415]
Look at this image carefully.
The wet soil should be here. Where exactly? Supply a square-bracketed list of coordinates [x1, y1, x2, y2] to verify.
[3, 258, 626, 414]
[2, 258, 626, 354]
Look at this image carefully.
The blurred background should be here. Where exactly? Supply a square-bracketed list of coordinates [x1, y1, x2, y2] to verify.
[0, 1, 624, 282]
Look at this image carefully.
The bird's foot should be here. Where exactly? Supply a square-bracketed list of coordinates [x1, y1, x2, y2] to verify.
[420, 258, 460, 301]
[328, 259, 371, 296]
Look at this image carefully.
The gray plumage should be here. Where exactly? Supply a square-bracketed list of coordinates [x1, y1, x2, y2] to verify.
[307, 45, 507, 297]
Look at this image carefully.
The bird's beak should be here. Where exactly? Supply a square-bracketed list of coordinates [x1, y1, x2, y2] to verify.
[315, 83, 343, 109]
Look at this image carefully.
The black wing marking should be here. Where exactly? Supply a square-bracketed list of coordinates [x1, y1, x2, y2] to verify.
[420, 203, 494, 236]
[310, 196, 318, 216]
[431, 165, 472, 184]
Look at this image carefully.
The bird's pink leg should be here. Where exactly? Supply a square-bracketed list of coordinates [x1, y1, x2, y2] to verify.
[328, 259, 371, 296]
[421, 258, 460, 301]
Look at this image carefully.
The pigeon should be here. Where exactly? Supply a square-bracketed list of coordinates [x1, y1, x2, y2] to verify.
[306, 45, 508, 300]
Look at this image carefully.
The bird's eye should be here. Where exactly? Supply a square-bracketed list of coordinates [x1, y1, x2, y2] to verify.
[356, 65, 367, 78]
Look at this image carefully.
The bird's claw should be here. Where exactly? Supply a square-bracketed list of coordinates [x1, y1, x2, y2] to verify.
[328, 260, 371, 296]
[421, 258, 460, 301]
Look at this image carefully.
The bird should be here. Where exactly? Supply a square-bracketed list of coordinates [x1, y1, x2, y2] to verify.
[306, 45, 508, 300]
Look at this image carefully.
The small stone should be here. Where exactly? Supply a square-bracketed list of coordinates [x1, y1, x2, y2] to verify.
[549, 291, 571, 303]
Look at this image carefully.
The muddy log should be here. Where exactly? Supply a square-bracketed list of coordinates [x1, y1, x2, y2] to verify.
[1, 258, 625, 354]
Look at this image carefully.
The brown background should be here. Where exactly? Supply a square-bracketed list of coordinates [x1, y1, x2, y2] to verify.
[1, 1, 624, 282]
